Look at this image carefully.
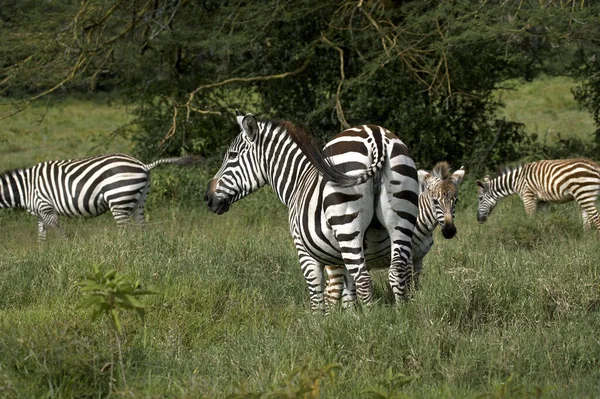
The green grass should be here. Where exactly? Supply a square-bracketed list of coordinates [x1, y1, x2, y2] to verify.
[1, 89, 600, 397]
[495, 75, 596, 144]
[1, 191, 600, 398]
[0, 95, 133, 170]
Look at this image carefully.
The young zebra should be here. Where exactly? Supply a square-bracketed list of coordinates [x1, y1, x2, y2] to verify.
[0, 153, 199, 240]
[477, 158, 600, 230]
[325, 162, 465, 308]
[205, 111, 419, 312]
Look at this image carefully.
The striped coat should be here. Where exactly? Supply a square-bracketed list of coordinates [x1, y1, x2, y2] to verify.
[477, 158, 600, 230]
[205, 111, 419, 311]
[0, 153, 198, 240]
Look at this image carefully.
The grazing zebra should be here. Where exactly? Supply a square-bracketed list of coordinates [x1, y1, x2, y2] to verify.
[205, 111, 419, 312]
[0, 153, 199, 240]
[477, 158, 600, 230]
[325, 162, 465, 308]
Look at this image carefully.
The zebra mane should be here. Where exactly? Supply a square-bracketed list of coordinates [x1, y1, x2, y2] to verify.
[0, 168, 21, 181]
[497, 163, 524, 177]
[276, 120, 360, 187]
[431, 161, 451, 179]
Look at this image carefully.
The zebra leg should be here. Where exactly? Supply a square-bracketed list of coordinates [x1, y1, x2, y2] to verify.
[110, 204, 136, 226]
[325, 265, 344, 312]
[39, 212, 67, 240]
[410, 257, 423, 291]
[581, 209, 592, 230]
[37, 219, 47, 242]
[325, 265, 357, 312]
[576, 199, 600, 231]
[333, 233, 373, 305]
[132, 182, 151, 226]
[376, 189, 418, 302]
[341, 268, 357, 308]
[521, 191, 538, 215]
[294, 243, 326, 312]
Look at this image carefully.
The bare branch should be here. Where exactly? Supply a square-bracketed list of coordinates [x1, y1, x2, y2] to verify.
[321, 34, 350, 129]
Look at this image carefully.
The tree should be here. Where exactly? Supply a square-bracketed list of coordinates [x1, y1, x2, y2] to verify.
[1, 0, 599, 170]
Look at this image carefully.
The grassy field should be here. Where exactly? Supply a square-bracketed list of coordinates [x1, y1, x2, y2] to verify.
[495, 75, 596, 144]
[1, 81, 600, 398]
[0, 95, 133, 169]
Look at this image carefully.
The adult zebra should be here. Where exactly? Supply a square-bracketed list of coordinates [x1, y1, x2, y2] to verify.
[477, 158, 600, 230]
[325, 162, 465, 308]
[0, 153, 199, 240]
[205, 111, 419, 312]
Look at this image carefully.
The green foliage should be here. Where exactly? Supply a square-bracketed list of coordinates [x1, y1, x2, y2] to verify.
[77, 264, 156, 335]
[2, 1, 599, 171]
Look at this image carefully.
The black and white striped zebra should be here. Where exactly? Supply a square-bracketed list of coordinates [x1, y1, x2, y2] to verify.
[0, 153, 199, 240]
[205, 111, 419, 311]
[477, 158, 600, 230]
[325, 162, 465, 307]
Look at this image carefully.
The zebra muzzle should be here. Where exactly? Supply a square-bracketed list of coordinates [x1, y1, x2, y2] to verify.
[441, 223, 456, 239]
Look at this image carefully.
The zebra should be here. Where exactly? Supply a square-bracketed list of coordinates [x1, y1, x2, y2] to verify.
[0, 153, 199, 241]
[477, 158, 600, 230]
[205, 111, 419, 312]
[325, 162, 465, 308]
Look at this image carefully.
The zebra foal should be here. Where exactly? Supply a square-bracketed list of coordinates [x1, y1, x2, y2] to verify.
[325, 162, 465, 308]
[477, 158, 600, 230]
[0, 153, 199, 241]
[205, 111, 419, 312]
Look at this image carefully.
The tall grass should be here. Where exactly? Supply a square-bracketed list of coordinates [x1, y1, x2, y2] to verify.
[1, 191, 600, 398]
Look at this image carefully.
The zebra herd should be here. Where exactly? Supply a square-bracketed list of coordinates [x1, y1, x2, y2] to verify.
[2, 110, 600, 312]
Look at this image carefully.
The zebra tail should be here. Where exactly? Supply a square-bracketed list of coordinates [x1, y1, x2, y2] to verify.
[322, 144, 386, 188]
[144, 155, 204, 171]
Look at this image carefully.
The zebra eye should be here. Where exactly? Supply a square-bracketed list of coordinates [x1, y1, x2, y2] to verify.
[228, 151, 239, 160]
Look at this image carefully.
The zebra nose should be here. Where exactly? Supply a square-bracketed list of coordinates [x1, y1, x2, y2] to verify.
[205, 179, 216, 204]
[442, 223, 456, 239]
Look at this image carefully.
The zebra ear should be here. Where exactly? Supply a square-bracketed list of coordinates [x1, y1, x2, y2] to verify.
[476, 179, 488, 193]
[417, 170, 432, 193]
[241, 114, 259, 141]
[235, 109, 245, 127]
[451, 167, 465, 186]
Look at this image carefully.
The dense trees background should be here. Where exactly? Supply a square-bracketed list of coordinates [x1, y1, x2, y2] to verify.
[1, 0, 599, 170]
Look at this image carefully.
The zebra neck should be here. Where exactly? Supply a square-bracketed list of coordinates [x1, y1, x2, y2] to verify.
[490, 168, 521, 199]
[417, 193, 437, 233]
[0, 169, 27, 208]
[258, 129, 317, 208]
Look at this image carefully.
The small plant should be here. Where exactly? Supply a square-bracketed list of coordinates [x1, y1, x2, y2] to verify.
[77, 264, 156, 392]
[361, 368, 418, 399]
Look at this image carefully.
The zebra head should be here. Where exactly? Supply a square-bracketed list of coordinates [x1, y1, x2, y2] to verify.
[418, 162, 465, 239]
[476, 175, 495, 223]
[205, 110, 268, 215]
